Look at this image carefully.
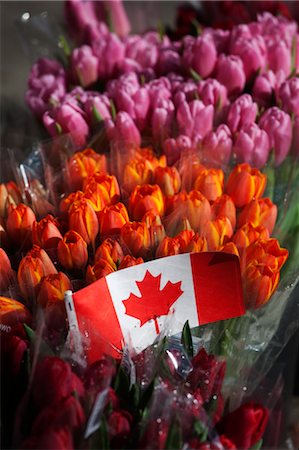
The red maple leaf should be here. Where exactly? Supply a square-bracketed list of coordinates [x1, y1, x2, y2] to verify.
[122, 270, 183, 334]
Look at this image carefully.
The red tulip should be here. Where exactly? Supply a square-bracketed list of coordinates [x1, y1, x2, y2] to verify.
[98, 202, 129, 236]
[226, 163, 266, 208]
[6, 203, 36, 247]
[32, 214, 62, 249]
[57, 230, 88, 271]
[68, 198, 99, 245]
[0, 296, 31, 330]
[129, 184, 165, 221]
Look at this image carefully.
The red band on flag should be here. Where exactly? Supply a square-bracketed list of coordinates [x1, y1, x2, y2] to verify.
[73, 277, 124, 362]
[190, 252, 245, 324]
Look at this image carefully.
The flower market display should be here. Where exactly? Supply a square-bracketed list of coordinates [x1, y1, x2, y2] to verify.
[1, 1, 299, 449]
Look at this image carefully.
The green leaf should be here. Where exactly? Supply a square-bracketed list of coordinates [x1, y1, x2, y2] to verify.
[194, 420, 208, 442]
[113, 365, 130, 398]
[110, 99, 116, 119]
[58, 34, 71, 57]
[181, 320, 194, 358]
[55, 122, 63, 135]
[24, 324, 54, 358]
[92, 105, 103, 124]
[165, 416, 183, 450]
[250, 439, 263, 450]
[191, 19, 202, 36]
[158, 22, 165, 41]
[89, 417, 110, 450]
[190, 68, 202, 82]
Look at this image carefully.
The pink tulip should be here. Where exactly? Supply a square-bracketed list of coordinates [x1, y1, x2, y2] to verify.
[230, 36, 267, 81]
[227, 94, 258, 133]
[203, 28, 230, 54]
[151, 99, 175, 144]
[157, 48, 181, 75]
[183, 35, 217, 79]
[233, 123, 270, 168]
[43, 102, 89, 147]
[83, 92, 111, 126]
[267, 38, 292, 78]
[65, 0, 100, 44]
[26, 58, 66, 118]
[176, 99, 214, 142]
[71, 45, 98, 87]
[147, 77, 172, 109]
[125, 35, 158, 69]
[163, 135, 192, 165]
[215, 54, 246, 97]
[106, 111, 141, 148]
[201, 124, 232, 166]
[278, 77, 299, 117]
[95, 0, 131, 38]
[252, 70, 282, 107]
[92, 33, 125, 79]
[259, 107, 292, 166]
[107, 72, 140, 98]
[198, 78, 228, 109]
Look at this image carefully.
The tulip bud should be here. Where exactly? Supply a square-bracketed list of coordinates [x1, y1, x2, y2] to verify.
[71, 45, 98, 87]
[175, 230, 196, 253]
[122, 159, 154, 195]
[226, 163, 267, 208]
[211, 194, 236, 230]
[233, 223, 270, 253]
[0, 182, 22, 218]
[67, 148, 107, 191]
[6, 203, 36, 248]
[32, 215, 63, 249]
[246, 238, 288, 273]
[98, 202, 129, 237]
[57, 230, 88, 271]
[166, 190, 212, 233]
[184, 234, 207, 253]
[17, 246, 57, 300]
[142, 211, 166, 250]
[121, 221, 150, 258]
[84, 172, 120, 206]
[201, 217, 234, 251]
[200, 125, 232, 167]
[153, 166, 181, 197]
[118, 255, 144, 270]
[0, 296, 31, 330]
[232, 123, 270, 169]
[156, 236, 180, 258]
[218, 242, 239, 257]
[59, 191, 84, 216]
[226, 94, 258, 133]
[0, 249, 15, 292]
[37, 272, 71, 308]
[129, 184, 165, 221]
[86, 258, 116, 284]
[68, 198, 99, 245]
[238, 198, 277, 234]
[215, 54, 246, 96]
[95, 238, 124, 268]
[194, 168, 224, 202]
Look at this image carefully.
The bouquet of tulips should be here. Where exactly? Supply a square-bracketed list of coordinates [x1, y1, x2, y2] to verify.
[1, 1, 299, 448]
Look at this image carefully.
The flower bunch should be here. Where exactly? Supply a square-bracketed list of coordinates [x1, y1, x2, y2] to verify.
[26, 9, 299, 168]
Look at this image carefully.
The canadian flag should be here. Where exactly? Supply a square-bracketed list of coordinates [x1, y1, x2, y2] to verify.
[65, 252, 244, 362]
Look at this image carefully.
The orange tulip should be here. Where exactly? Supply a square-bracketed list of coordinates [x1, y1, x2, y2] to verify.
[68, 198, 99, 245]
[175, 230, 196, 253]
[153, 166, 181, 196]
[37, 272, 71, 308]
[84, 172, 120, 206]
[178, 153, 206, 192]
[57, 230, 88, 271]
[237, 198, 277, 234]
[121, 221, 150, 258]
[134, 147, 167, 171]
[218, 242, 239, 257]
[129, 184, 165, 221]
[98, 202, 129, 236]
[142, 212, 166, 250]
[243, 263, 280, 309]
[95, 238, 124, 268]
[118, 255, 144, 270]
[201, 217, 234, 251]
[86, 258, 115, 284]
[211, 194, 236, 230]
[0, 296, 31, 329]
[232, 223, 270, 253]
[17, 246, 57, 299]
[242, 238, 288, 308]
[67, 148, 107, 191]
[6, 203, 36, 247]
[83, 183, 106, 213]
[167, 190, 212, 233]
[194, 168, 224, 202]
[0, 249, 15, 292]
[59, 191, 84, 215]
[0, 181, 22, 218]
[32, 215, 63, 249]
[156, 236, 180, 258]
[123, 159, 154, 194]
[226, 163, 266, 208]
[186, 234, 208, 253]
